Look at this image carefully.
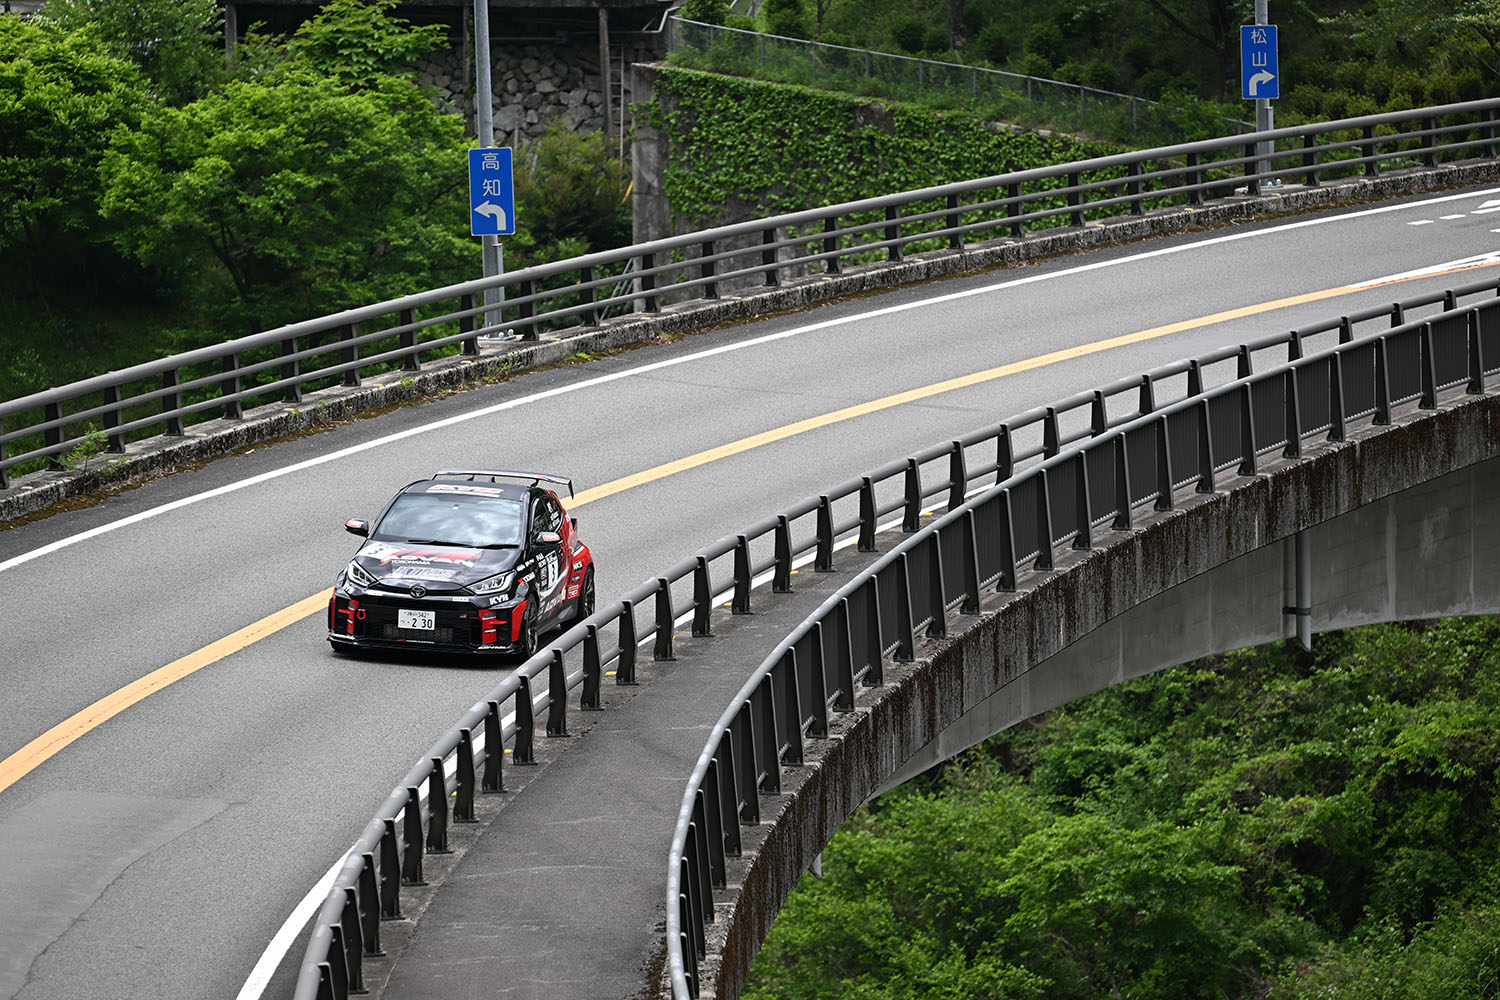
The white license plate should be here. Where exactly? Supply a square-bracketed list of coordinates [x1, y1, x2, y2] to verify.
[398, 609, 435, 631]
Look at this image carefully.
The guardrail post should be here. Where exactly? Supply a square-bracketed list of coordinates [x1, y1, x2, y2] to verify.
[654, 577, 676, 660]
[700, 240, 719, 299]
[582, 624, 604, 708]
[1329, 351, 1348, 441]
[1362, 125, 1379, 177]
[380, 819, 403, 918]
[639, 250, 658, 312]
[1074, 450, 1094, 546]
[1469, 310, 1487, 394]
[102, 385, 126, 452]
[426, 758, 450, 853]
[617, 600, 639, 684]
[327, 924, 350, 1000]
[401, 787, 425, 885]
[1421, 116, 1437, 167]
[515, 279, 537, 341]
[459, 293, 479, 356]
[219, 356, 242, 420]
[996, 425, 1013, 482]
[1034, 470, 1055, 571]
[1186, 152, 1204, 206]
[482, 700, 507, 792]
[778, 652, 804, 766]
[1485, 109, 1499, 159]
[1244, 141, 1261, 196]
[340, 887, 364, 993]
[762, 227, 780, 286]
[858, 477, 877, 552]
[902, 458, 922, 532]
[750, 680, 777, 798]
[398, 307, 419, 372]
[281, 337, 302, 403]
[1302, 134, 1320, 186]
[863, 577, 885, 685]
[1138, 373, 1156, 414]
[727, 535, 753, 616]
[339, 323, 360, 387]
[1238, 383, 1259, 475]
[315, 962, 334, 1000]
[1154, 416, 1174, 511]
[1283, 367, 1303, 458]
[833, 598, 858, 706]
[815, 496, 835, 572]
[1237, 344, 1253, 378]
[358, 855, 384, 955]
[947, 441, 967, 511]
[1390, 301, 1405, 327]
[692, 556, 713, 636]
[1112, 436, 1133, 531]
[1043, 407, 1060, 457]
[822, 215, 842, 275]
[1339, 316, 1355, 344]
[1419, 323, 1438, 408]
[1126, 160, 1143, 215]
[514, 675, 537, 764]
[1067, 171, 1084, 226]
[1090, 390, 1108, 435]
[960, 511, 982, 613]
[807, 627, 830, 736]
[884, 205, 903, 262]
[453, 729, 476, 822]
[579, 266, 599, 325]
[995, 488, 1019, 590]
[925, 536, 947, 637]
[1196, 400, 1216, 492]
[894, 553, 915, 661]
[162, 369, 184, 435]
[773, 516, 793, 592]
[1007, 179, 1024, 238]
[1374, 338, 1393, 425]
[1186, 359, 1204, 397]
[945, 193, 962, 250]
[546, 650, 569, 736]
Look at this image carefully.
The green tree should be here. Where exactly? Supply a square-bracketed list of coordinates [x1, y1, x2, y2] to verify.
[39, 0, 221, 104]
[99, 71, 474, 336]
[509, 124, 631, 266]
[0, 18, 150, 301]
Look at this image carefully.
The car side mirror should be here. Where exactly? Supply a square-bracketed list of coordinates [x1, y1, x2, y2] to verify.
[345, 518, 369, 537]
[536, 530, 562, 546]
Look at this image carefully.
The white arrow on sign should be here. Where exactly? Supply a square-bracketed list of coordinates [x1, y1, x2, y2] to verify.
[1474, 199, 1500, 214]
[1248, 70, 1275, 97]
[474, 201, 509, 228]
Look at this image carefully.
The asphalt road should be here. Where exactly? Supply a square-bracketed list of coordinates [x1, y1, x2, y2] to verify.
[1, 183, 1497, 1000]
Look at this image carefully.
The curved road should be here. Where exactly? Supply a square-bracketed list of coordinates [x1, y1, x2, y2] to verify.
[1, 185, 1497, 1000]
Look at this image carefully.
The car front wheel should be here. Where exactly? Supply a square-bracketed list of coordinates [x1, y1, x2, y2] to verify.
[574, 569, 596, 623]
[515, 605, 539, 663]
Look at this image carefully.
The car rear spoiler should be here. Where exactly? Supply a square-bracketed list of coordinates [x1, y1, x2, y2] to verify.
[431, 469, 575, 498]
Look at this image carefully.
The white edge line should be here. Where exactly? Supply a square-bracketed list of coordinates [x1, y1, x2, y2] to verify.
[9, 184, 1497, 579]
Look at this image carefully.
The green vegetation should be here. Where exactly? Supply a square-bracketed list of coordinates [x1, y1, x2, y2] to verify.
[0, 0, 629, 407]
[745, 617, 1500, 999]
[648, 68, 1118, 232]
[674, 0, 1500, 138]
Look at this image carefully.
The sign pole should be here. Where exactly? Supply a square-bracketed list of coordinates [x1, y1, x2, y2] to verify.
[1255, 0, 1273, 183]
[473, 0, 506, 334]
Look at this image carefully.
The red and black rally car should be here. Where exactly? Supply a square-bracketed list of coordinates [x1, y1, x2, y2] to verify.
[329, 470, 595, 658]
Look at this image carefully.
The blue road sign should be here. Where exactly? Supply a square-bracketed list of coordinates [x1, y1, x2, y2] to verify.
[468, 147, 515, 236]
[1241, 24, 1279, 100]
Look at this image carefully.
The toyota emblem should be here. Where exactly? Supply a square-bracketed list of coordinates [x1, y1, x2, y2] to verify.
[410, 585, 427, 599]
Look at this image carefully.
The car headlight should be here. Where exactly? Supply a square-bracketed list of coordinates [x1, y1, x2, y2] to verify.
[346, 560, 379, 588]
[470, 570, 514, 596]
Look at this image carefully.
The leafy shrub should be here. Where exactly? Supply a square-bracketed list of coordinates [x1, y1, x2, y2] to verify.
[974, 23, 1010, 64]
[889, 16, 926, 54]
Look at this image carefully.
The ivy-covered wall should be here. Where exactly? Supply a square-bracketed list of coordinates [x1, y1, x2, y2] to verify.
[631, 64, 1121, 240]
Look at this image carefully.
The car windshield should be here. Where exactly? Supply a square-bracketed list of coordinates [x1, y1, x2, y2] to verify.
[373, 494, 523, 548]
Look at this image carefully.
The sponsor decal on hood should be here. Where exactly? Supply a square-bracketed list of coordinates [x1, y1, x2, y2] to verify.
[360, 542, 482, 566]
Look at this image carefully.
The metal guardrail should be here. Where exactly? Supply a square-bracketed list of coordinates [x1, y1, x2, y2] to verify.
[663, 281, 1500, 998]
[288, 268, 1499, 997]
[666, 17, 1254, 142]
[3, 99, 1498, 488]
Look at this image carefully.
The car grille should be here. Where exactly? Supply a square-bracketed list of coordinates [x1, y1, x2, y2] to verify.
[362, 602, 473, 646]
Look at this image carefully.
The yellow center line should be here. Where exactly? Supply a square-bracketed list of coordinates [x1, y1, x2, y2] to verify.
[1, 262, 1489, 797]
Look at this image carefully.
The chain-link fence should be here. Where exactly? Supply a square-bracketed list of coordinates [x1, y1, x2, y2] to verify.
[667, 18, 1251, 146]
